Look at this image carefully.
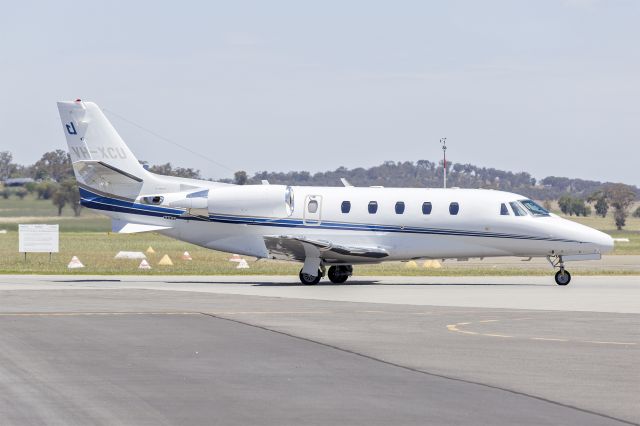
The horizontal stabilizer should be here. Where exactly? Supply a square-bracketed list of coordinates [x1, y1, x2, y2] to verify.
[112, 219, 172, 234]
[74, 160, 143, 200]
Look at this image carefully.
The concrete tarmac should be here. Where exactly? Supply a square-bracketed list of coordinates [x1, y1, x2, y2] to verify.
[0, 275, 638, 425]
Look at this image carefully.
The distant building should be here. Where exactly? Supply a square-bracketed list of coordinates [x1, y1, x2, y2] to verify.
[3, 178, 35, 187]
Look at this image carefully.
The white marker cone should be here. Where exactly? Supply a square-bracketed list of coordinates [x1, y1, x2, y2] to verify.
[67, 256, 84, 269]
[182, 251, 192, 261]
[229, 254, 242, 262]
[138, 259, 151, 270]
[236, 259, 250, 269]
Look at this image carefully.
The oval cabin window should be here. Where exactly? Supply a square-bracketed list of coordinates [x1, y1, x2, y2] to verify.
[395, 201, 405, 214]
[422, 202, 432, 215]
[368, 201, 378, 214]
[308, 200, 318, 213]
[449, 202, 459, 215]
[341, 201, 351, 214]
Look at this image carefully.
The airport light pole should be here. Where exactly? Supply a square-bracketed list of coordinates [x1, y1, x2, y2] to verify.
[440, 137, 447, 189]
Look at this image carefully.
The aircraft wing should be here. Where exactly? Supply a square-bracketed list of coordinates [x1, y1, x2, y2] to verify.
[263, 235, 389, 263]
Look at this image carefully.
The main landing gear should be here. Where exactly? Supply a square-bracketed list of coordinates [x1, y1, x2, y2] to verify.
[298, 265, 353, 285]
[327, 265, 353, 284]
[547, 255, 571, 286]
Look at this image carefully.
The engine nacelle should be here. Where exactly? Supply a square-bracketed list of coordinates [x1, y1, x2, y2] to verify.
[139, 189, 208, 209]
[208, 185, 294, 218]
[137, 185, 294, 220]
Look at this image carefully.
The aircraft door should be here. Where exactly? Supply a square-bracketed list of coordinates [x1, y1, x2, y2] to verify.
[303, 195, 322, 225]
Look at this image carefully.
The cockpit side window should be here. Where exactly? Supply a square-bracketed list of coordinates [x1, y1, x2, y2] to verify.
[520, 199, 550, 216]
[509, 201, 527, 216]
[500, 203, 509, 215]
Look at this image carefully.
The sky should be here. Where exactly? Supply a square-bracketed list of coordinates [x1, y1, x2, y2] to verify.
[1, 0, 639, 184]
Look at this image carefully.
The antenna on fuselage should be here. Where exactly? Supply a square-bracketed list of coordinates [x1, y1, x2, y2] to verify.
[440, 137, 447, 189]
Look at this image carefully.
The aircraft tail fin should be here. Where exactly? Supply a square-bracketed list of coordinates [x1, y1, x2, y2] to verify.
[57, 100, 148, 198]
[57, 100, 147, 179]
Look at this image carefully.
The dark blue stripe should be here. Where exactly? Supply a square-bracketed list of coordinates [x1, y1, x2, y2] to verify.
[79, 187, 583, 244]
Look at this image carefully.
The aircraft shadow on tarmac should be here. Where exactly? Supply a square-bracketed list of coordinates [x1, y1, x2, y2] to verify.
[52, 279, 122, 283]
[163, 281, 547, 287]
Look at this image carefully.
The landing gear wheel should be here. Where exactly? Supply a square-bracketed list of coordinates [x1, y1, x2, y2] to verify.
[554, 269, 571, 286]
[328, 266, 352, 284]
[299, 269, 322, 285]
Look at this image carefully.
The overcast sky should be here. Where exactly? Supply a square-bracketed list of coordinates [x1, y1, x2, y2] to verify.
[1, 0, 638, 184]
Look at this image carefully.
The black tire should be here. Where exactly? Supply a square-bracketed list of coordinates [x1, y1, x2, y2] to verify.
[299, 269, 321, 285]
[328, 266, 350, 284]
[554, 270, 571, 286]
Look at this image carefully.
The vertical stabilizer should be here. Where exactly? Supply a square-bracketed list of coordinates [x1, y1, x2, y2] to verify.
[57, 100, 147, 179]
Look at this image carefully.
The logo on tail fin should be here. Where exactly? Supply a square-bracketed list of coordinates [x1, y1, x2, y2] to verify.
[66, 122, 77, 135]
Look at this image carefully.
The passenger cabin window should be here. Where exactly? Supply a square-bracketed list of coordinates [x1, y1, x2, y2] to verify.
[368, 201, 378, 214]
[341, 201, 351, 214]
[307, 200, 318, 213]
[520, 199, 550, 216]
[449, 202, 460, 215]
[395, 201, 405, 214]
[500, 203, 509, 215]
[422, 202, 432, 215]
[509, 201, 527, 216]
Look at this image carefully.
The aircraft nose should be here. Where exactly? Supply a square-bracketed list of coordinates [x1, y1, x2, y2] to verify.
[591, 229, 614, 254]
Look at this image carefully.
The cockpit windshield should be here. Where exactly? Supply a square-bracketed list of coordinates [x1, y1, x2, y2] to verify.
[509, 201, 527, 216]
[519, 199, 550, 216]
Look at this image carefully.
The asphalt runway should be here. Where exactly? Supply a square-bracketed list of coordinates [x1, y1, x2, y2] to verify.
[0, 275, 638, 425]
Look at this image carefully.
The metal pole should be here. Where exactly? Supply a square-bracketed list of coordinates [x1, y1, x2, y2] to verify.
[440, 138, 447, 189]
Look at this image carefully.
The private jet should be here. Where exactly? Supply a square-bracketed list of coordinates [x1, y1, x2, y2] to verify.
[57, 100, 614, 285]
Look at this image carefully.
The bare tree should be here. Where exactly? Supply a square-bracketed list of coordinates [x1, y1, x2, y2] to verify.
[0, 151, 16, 181]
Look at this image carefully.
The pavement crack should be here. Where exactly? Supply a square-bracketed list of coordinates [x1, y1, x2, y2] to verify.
[199, 312, 639, 426]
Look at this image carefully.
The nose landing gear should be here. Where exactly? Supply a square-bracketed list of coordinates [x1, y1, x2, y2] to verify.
[547, 255, 571, 286]
[554, 269, 571, 286]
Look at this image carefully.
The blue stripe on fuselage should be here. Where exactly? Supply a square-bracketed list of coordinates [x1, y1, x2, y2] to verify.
[78, 187, 582, 243]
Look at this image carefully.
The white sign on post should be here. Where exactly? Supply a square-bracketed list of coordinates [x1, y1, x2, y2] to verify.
[19, 224, 59, 253]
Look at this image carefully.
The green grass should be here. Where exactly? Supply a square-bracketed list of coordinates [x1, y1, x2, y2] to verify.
[0, 193, 109, 232]
[0, 231, 637, 276]
[0, 195, 638, 275]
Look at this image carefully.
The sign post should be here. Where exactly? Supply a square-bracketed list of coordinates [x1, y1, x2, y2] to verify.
[18, 224, 59, 261]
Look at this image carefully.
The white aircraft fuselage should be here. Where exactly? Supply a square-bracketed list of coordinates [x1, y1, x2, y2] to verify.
[59, 100, 614, 285]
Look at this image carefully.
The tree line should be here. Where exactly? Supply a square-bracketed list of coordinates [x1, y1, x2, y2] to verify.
[1, 150, 638, 228]
[0, 150, 204, 217]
